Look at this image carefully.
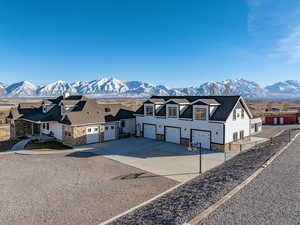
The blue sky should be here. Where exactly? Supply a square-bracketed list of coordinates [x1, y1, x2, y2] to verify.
[0, 0, 299, 87]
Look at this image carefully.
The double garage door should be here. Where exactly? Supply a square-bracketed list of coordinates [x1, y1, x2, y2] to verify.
[143, 124, 181, 144]
[86, 125, 117, 144]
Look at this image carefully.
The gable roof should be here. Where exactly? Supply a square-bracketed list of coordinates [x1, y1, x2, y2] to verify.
[136, 95, 242, 121]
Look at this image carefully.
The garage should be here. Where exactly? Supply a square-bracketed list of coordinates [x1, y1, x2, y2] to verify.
[165, 127, 181, 144]
[104, 125, 117, 141]
[191, 130, 211, 149]
[86, 126, 100, 144]
[143, 124, 156, 139]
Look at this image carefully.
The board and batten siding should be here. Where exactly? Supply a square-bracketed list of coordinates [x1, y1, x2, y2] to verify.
[136, 113, 224, 144]
[224, 103, 251, 144]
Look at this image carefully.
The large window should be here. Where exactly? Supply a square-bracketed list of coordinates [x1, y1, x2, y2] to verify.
[241, 109, 245, 119]
[195, 108, 206, 120]
[168, 107, 177, 118]
[233, 132, 238, 141]
[145, 106, 154, 116]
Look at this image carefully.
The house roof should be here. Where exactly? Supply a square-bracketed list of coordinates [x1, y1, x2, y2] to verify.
[9, 95, 135, 125]
[136, 95, 243, 121]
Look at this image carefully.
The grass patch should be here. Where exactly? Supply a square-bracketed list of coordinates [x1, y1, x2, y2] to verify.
[25, 140, 72, 151]
[0, 138, 24, 152]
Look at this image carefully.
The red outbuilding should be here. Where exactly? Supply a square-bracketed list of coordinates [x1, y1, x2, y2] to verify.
[265, 113, 300, 125]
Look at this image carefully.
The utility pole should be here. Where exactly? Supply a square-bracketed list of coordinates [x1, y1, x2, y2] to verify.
[198, 142, 202, 174]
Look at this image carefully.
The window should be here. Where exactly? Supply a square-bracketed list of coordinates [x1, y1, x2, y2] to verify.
[168, 107, 177, 118]
[195, 108, 206, 120]
[233, 132, 238, 141]
[87, 128, 92, 133]
[121, 121, 125, 127]
[105, 126, 108, 130]
[233, 109, 237, 120]
[241, 109, 245, 119]
[240, 130, 244, 139]
[46, 123, 49, 130]
[145, 106, 153, 116]
[43, 123, 46, 129]
[111, 126, 114, 129]
[94, 128, 98, 132]
[105, 107, 111, 113]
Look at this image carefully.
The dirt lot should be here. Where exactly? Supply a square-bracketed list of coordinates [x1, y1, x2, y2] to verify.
[255, 124, 300, 138]
[0, 153, 177, 225]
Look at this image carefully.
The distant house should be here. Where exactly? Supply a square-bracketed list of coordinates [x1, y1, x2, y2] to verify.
[135, 95, 261, 151]
[7, 94, 135, 146]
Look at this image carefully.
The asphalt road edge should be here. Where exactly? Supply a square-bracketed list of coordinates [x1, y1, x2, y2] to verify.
[185, 130, 300, 225]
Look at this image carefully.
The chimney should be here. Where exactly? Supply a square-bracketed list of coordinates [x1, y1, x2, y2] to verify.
[63, 91, 70, 99]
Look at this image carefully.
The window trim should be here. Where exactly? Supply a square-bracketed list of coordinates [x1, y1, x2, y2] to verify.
[167, 106, 178, 118]
[233, 132, 238, 142]
[194, 108, 207, 120]
[233, 109, 237, 120]
[145, 105, 154, 116]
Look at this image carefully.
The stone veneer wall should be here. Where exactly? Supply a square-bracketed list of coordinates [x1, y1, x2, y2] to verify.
[63, 125, 73, 145]
[0, 124, 10, 141]
[156, 134, 164, 141]
[212, 136, 251, 152]
[63, 124, 105, 146]
[180, 138, 190, 146]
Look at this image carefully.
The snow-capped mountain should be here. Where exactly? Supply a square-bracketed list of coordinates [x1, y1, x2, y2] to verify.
[265, 80, 300, 96]
[37, 80, 77, 96]
[1, 77, 300, 98]
[0, 82, 6, 96]
[5, 81, 38, 97]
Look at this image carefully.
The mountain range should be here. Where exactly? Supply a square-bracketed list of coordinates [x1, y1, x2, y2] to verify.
[1, 78, 300, 99]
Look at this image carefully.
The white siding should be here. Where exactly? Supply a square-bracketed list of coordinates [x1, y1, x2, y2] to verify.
[224, 103, 250, 144]
[136, 111, 224, 144]
[41, 122, 63, 140]
[120, 118, 136, 134]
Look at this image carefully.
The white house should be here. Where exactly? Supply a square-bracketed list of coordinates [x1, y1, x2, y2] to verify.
[135, 96, 258, 151]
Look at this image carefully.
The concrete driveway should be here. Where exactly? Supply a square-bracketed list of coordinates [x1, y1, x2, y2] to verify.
[77, 138, 226, 182]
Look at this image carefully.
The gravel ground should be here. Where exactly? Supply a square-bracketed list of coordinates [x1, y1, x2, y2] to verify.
[255, 124, 300, 139]
[200, 131, 300, 225]
[109, 129, 299, 225]
[0, 152, 177, 225]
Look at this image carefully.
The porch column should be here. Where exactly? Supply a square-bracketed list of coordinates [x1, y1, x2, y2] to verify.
[31, 123, 34, 136]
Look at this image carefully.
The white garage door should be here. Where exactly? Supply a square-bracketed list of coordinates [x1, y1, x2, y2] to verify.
[143, 124, 156, 139]
[104, 125, 116, 141]
[192, 130, 211, 149]
[86, 126, 100, 144]
[165, 127, 181, 144]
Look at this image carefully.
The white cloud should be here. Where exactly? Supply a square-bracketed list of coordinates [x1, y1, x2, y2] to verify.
[275, 26, 300, 63]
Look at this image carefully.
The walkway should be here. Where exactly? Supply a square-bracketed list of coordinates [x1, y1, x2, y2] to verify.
[10, 138, 33, 151]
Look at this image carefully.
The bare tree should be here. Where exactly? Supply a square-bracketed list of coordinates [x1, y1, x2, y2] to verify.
[224, 84, 232, 96]
[210, 83, 220, 96]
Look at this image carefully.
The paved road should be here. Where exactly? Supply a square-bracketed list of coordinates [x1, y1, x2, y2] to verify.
[0, 152, 177, 225]
[200, 135, 300, 225]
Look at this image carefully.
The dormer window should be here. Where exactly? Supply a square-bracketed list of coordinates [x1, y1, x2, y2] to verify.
[195, 108, 206, 120]
[168, 107, 177, 118]
[145, 106, 154, 116]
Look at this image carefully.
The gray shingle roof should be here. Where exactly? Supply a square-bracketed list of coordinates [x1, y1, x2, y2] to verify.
[136, 96, 242, 121]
